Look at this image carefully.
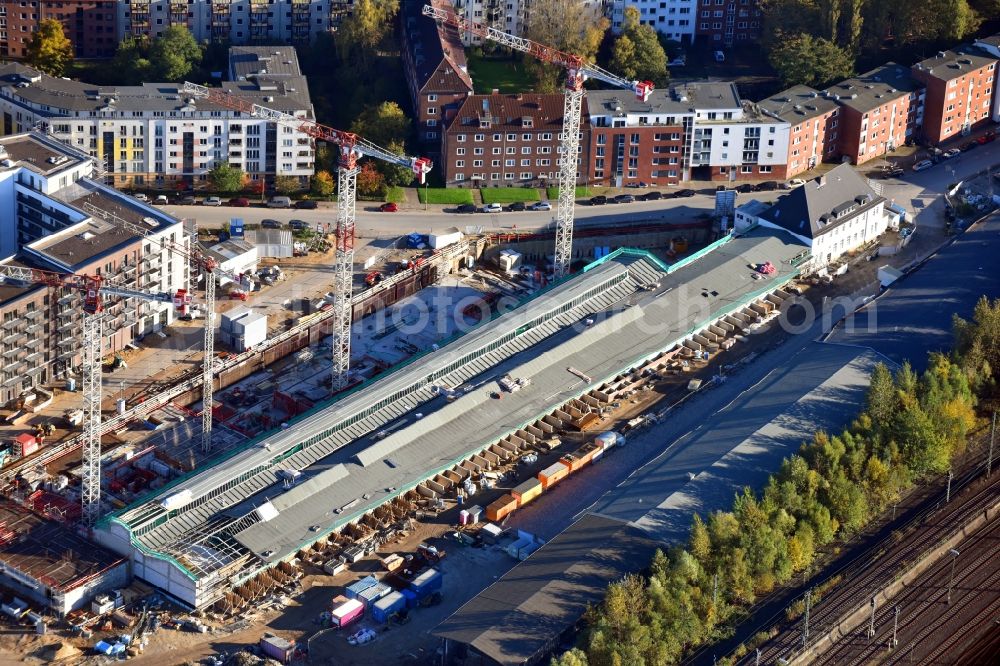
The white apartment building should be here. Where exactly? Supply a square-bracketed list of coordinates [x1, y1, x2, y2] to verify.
[450, 0, 606, 45]
[120, 0, 353, 43]
[0, 47, 315, 190]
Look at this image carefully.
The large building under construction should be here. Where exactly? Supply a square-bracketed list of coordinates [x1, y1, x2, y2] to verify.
[96, 227, 811, 609]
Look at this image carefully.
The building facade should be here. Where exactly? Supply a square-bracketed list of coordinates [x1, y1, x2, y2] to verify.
[402, 0, 474, 149]
[757, 85, 840, 178]
[0, 47, 314, 190]
[1, 0, 117, 59]
[440, 93, 590, 187]
[823, 64, 924, 166]
[607, 0, 695, 41]
[911, 46, 997, 145]
[450, 0, 605, 44]
[694, 0, 760, 47]
[120, 0, 352, 43]
[0, 132, 188, 404]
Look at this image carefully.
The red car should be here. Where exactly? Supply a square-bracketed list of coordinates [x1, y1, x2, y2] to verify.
[379, 202, 398, 212]
[977, 130, 997, 144]
[228, 197, 250, 207]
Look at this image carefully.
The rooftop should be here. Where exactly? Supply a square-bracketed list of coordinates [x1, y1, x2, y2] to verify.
[0, 499, 126, 593]
[402, 0, 473, 94]
[823, 63, 922, 113]
[912, 45, 998, 82]
[758, 164, 884, 240]
[450, 93, 579, 131]
[757, 84, 840, 124]
[0, 133, 86, 177]
[200, 238, 256, 263]
[588, 83, 783, 125]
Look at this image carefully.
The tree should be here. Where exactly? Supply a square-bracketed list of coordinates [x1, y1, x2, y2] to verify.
[111, 38, 153, 85]
[378, 140, 418, 187]
[311, 170, 335, 198]
[356, 162, 384, 197]
[274, 175, 301, 196]
[866, 363, 898, 429]
[688, 514, 711, 564]
[609, 7, 668, 85]
[25, 19, 74, 77]
[525, 0, 608, 92]
[149, 25, 202, 81]
[350, 101, 411, 147]
[768, 33, 854, 87]
[337, 0, 399, 58]
[550, 648, 589, 666]
[207, 160, 244, 193]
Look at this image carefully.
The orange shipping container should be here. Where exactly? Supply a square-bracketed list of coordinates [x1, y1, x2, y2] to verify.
[538, 461, 569, 489]
[577, 445, 598, 465]
[559, 453, 586, 473]
[486, 494, 518, 522]
[511, 478, 543, 507]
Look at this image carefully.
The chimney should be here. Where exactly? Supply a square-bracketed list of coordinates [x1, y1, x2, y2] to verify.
[816, 175, 826, 188]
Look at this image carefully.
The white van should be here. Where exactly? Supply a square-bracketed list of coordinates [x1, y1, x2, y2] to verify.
[267, 196, 291, 208]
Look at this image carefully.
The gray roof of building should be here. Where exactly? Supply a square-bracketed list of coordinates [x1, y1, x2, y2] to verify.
[913, 44, 998, 82]
[229, 46, 303, 79]
[757, 84, 840, 124]
[588, 81, 740, 116]
[434, 513, 659, 666]
[758, 164, 884, 239]
[402, 0, 473, 93]
[976, 33, 1000, 49]
[0, 133, 86, 176]
[823, 63, 921, 114]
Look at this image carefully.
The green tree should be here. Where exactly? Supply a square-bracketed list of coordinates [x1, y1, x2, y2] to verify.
[378, 140, 419, 186]
[768, 33, 854, 87]
[337, 0, 399, 58]
[350, 101, 411, 147]
[111, 38, 152, 85]
[274, 175, 301, 196]
[866, 363, 898, 429]
[609, 7, 668, 84]
[688, 514, 711, 564]
[525, 0, 608, 92]
[311, 170, 335, 198]
[25, 19, 74, 77]
[149, 25, 202, 81]
[207, 160, 244, 193]
[550, 648, 589, 666]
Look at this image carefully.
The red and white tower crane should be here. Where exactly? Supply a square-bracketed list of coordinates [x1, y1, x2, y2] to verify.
[0, 265, 191, 526]
[422, 4, 653, 278]
[180, 82, 433, 393]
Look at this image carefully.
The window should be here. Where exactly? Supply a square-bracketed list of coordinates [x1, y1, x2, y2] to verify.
[507, 133, 517, 141]
[427, 119, 437, 127]
[456, 148, 466, 156]
[456, 134, 466, 142]
[474, 148, 484, 155]
[521, 159, 530, 166]
[520, 172, 532, 180]
[455, 173, 464, 181]
[455, 160, 465, 167]
[493, 147, 502, 155]
[428, 94, 438, 102]
[521, 147, 531, 154]
[759, 165, 772, 173]
[474, 134, 485, 141]
[427, 107, 437, 115]
[473, 160, 483, 167]
[493, 133, 502, 141]
[505, 159, 515, 166]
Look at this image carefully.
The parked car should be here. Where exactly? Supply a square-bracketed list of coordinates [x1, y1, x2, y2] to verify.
[530, 200, 552, 211]
[133, 193, 149, 202]
[588, 195, 608, 205]
[977, 130, 996, 144]
[942, 148, 961, 159]
[625, 181, 648, 188]
[674, 189, 696, 198]
[154, 195, 169, 205]
[294, 199, 318, 209]
[882, 165, 905, 178]
[228, 197, 250, 207]
[177, 195, 197, 205]
[379, 202, 398, 212]
[735, 183, 755, 193]
[204, 196, 222, 206]
[289, 219, 308, 230]
[639, 191, 662, 201]
[755, 181, 780, 191]
[960, 140, 978, 152]
[786, 178, 807, 189]
[912, 159, 934, 172]
[613, 194, 635, 203]
[506, 201, 526, 211]
[456, 203, 477, 213]
[267, 196, 292, 208]
[481, 202, 503, 213]
[261, 219, 281, 229]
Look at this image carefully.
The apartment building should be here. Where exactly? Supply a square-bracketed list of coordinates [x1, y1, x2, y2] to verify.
[449, 0, 605, 44]
[402, 0, 474, 148]
[757, 85, 840, 178]
[0, 46, 315, 190]
[120, 0, 352, 43]
[822, 64, 924, 166]
[911, 46, 997, 144]
[440, 92, 590, 187]
[0, 132, 188, 405]
[694, 0, 760, 47]
[973, 33, 1000, 122]
[607, 0, 696, 41]
[1, 0, 117, 58]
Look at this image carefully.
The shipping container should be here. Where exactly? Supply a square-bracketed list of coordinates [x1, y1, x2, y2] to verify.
[260, 635, 294, 663]
[331, 598, 365, 628]
[345, 575, 378, 600]
[505, 536, 532, 559]
[485, 494, 518, 522]
[410, 568, 443, 597]
[595, 431, 624, 450]
[559, 453, 587, 472]
[371, 591, 407, 623]
[518, 541, 541, 560]
[401, 588, 419, 609]
[538, 461, 569, 489]
[510, 477, 543, 507]
[359, 582, 391, 607]
[480, 523, 504, 544]
[323, 559, 346, 576]
[467, 505, 483, 524]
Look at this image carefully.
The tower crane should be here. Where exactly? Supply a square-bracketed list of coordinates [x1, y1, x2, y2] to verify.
[0, 265, 191, 526]
[422, 4, 654, 278]
[180, 82, 433, 393]
[80, 202, 252, 457]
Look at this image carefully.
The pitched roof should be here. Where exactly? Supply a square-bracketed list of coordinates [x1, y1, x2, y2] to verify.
[402, 0, 473, 94]
[757, 84, 840, 124]
[447, 93, 588, 131]
[912, 44, 998, 82]
[758, 164, 884, 239]
[823, 63, 921, 114]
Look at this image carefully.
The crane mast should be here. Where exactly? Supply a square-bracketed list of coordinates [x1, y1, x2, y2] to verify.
[422, 4, 653, 277]
[180, 82, 432, 392]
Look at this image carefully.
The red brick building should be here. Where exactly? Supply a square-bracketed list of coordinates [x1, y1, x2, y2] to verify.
[402, 0, 474, 152]
[694, 0, 761, 48]
[757, 85, 841, 178]
[0, 0, 117, 59]
[911, 46, 998, 144]
[440, 93, 591, 188]
[823, 64, 924, 166]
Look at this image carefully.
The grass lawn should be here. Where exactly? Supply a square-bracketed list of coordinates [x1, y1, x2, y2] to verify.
[466, 53, 534, 93]
[480, 187, 540, 204]
[417, 188, 474, 205]
[384, 186, 406, 203]
[546, 186, 592, 199]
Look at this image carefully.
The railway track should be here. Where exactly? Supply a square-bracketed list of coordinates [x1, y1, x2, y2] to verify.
[732, 452, 998, 665]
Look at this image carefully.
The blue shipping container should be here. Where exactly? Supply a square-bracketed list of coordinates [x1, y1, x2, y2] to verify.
[345, 575, 379, 600]
[358, 582, 391, 607]
[371, 591, 406, 623]
[409, 568, 442, 598]
[401, 588, 419, 609]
